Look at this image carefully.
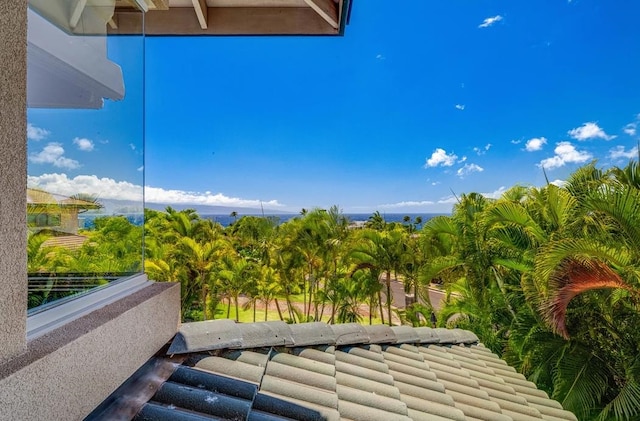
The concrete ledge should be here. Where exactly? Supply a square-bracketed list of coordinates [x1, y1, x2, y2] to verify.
[0, 282, 180, 421]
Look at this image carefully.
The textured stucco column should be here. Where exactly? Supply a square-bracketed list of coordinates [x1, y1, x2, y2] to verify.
[0, 283, 180, 421]
[0, 0, 28, 362]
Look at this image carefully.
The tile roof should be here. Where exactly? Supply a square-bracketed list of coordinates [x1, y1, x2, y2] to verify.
[88, 320, 578, 421]
[41, 233, 88, 250]
[27, 188, 101, 209]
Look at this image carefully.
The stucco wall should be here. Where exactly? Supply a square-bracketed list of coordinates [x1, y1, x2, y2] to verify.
[0, 4, 182, 419]
[60, 210, 80, 234]
[0, 0, 28, 362]
[0, 282, 180, 421]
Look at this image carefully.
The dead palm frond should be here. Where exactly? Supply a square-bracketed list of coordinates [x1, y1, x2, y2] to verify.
[542, 258, 636, 338]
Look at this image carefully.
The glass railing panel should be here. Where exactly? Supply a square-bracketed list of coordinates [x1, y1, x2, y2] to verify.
[26, 0, 144, 311]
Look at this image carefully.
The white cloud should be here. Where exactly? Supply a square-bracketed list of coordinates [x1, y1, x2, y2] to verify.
[27, 123, 50, 141]
[550, 179, 568, 187]
[481, 186, 507, 199]
[431, 181, 441, 186]
[376, 54, 385, 60]
[511, 139, 522, 145]
[437, 196, 459, 205]
[378, 200, 435, 209]
[137, 166, 144, 172]
[609, 145, 639, 160]
[568, 122, 616, 141]
[455, 104, 465, 111]
[623, 123, 637, 136]
[425, 148, 458, 167]
[414, 188, 506, 210]
[473, 144, 492, 155]
[539, 141, 592, 170]
[457, 163, 484, 178]
[28, 173, 141, 201]
[27, 173, 284, 208]
[145, 187, 283, 208]
[129, 143, 136, 150]
[458, 156, 467, 163]
[73, 137, 94, 152]
[478, 15, 503, 28]
[623, 115, 639, 136]
[525, 137, 547, 152]
[28, 143, 80, 169]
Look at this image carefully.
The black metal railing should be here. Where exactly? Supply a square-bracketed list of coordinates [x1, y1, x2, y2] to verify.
[27, 272, 138, 310]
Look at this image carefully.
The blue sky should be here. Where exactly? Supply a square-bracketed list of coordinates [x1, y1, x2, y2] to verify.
[27, 0, 640, 214]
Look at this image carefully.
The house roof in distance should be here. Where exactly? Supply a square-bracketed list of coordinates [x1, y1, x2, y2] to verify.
[27, 188, 102, 210]
[87, 320, 578, 421]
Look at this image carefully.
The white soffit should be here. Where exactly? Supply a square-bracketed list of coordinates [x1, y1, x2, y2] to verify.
[29, 0, 119, 34]
[27, 8, 125, 109]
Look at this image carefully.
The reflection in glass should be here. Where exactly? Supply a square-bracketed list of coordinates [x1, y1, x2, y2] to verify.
[26, 0, 144, 311]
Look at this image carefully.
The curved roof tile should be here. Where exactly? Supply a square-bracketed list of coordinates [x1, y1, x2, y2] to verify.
[90, 320, 578, 421]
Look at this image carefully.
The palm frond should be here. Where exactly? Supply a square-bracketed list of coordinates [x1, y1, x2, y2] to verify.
[586, 184, 640, 251]
[597, 378, 640, 421]
[493, 257, 532, 273]
[553, 344, 609, 420]
[423, 215, 459, 237]
[536, 238, 631, 284]
[610, 159, 640, 190]
[418, 255, 461, 284]
[487, 201, 547, 244]
[542, 258, 635, 338]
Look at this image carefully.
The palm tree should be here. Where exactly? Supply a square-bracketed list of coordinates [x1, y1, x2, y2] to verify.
[271, 221, 305, 323]
[217, 254, 256, 322]
[335, 269, 369, 324]
[401, 230, 430, 319]
[351, 228, 405, 326]
[449, 167, 640, 419]
[366, 211, 386, 231]
[27, 231, 54, 273]
[255, 266, 284, 321]
[420, 192, 518, 351]
[173, 236, 226, 320]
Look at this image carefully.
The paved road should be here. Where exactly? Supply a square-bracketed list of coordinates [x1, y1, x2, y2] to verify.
[386, 277, 446, 311]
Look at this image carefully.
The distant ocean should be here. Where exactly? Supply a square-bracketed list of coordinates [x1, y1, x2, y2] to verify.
[80, 212, 447, 229]
[202, 213, 446, 228]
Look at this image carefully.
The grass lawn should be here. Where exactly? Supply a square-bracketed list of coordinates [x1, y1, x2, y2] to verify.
[213, 301, 385, 325]
[214, 303, 283, 323]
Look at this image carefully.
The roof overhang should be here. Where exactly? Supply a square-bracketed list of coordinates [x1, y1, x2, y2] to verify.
[27, 8, 125, 109]
[111, 0, 353, 36]
[26, 0, 351, 109]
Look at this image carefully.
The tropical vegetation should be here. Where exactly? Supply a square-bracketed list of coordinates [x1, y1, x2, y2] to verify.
[26, 159, 640, 419]
[420, 159, 640, 420]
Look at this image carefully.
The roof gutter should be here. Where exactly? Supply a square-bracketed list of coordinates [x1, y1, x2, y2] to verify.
[339, 0, 353, 36]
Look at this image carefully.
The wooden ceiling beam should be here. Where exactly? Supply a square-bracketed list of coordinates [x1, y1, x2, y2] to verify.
[69, 0, 88, 29]
[191, 0, 208, 29]
[303, 0, 338, 29]
[110, 7, 338, 35]
[150, 0, 170, 10]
